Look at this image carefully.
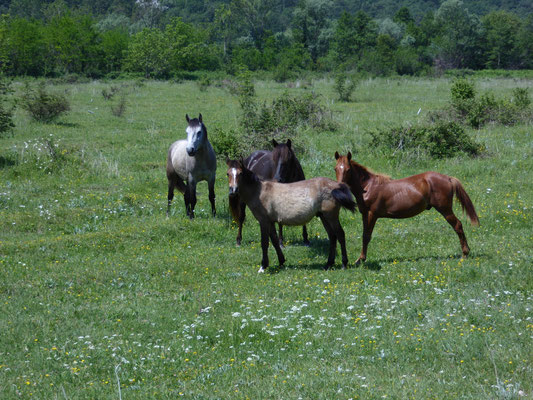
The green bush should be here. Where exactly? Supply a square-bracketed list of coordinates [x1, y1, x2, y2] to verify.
[370, 121, 481, 158]
[439, 80, 532, 128]
[334, 72, 359, 102]
[210, 127, 243, 159]
[512, 88, 530, 109]
[233, 85, 336, 153]
[21, 82, 70, 123]
[0, 78, 15, 137]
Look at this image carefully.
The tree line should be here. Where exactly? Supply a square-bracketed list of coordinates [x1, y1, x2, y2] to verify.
[1, 0, 532, 79]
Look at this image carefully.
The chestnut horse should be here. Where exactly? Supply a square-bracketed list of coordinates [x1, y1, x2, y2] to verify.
[229, 139, 309, 246]
[334, 152, 479, 264]
[227, 159, 356, 272]
[166, 114, 216, 219]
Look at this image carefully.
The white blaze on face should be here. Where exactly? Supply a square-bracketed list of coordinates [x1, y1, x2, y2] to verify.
[231, 168, 238, 185]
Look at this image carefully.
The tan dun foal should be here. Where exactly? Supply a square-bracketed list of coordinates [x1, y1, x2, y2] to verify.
[227, 159, 356, 272]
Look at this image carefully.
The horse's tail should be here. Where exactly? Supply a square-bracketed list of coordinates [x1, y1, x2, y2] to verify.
[332, 184, 356, 213]
[452, 178, 480, 226]
[229, 194, 242, 223]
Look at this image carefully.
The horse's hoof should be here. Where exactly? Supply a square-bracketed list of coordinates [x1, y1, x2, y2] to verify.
[258, 267, 266, 274]
[303, 241, 311, 247]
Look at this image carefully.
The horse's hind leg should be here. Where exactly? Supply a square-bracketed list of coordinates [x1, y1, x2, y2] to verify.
[269, 223, 286, 267]
[357, 211, 377, 265]
[436, 207, 470, 257]
[167, 173, 186, 218]
[302, 225, 310, 246]
[319, 215, 338, 270]
[324, 214, 348, 269]
[167, 180, 175, 218]
[208, 176, 216, 217]
[278, 224, 284, 248]
[186, 180, 197, 219]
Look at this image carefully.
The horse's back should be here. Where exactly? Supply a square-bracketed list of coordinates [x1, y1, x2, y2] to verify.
[245, 150, 274, 179]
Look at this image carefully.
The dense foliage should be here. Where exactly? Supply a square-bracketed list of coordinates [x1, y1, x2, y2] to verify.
[0, 0, 532, 78]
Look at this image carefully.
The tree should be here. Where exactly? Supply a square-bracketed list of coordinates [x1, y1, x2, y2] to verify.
[433, 0, 483, 70]
[124, 27, 170, 78]
[43, 13, 101, 75]
[482, 11, 521, 69]
[292, 0, 333, 63]
[517, 13, 533, 69]
[333, 10, 377, 65]
[4, 17, 46, 76]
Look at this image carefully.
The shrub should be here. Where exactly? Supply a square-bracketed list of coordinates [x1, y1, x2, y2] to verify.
[0, 78, 15, 137]
[434, 80, 532, 128]
[111, 94, 127, 117]
[334, 72, 359, 102]
[102, 85, 120, 100]
[512, 88, 530, 110]
[21, 82, 70, 123]
[450, 78, 476, 117]
[370, 121, 481, 158]
[210, 127, 243, 159]
[197, 74, 211, 92]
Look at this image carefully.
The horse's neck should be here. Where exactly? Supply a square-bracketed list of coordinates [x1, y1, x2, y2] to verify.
[239, 178, 263, 206]
[350, 164, 371, 189]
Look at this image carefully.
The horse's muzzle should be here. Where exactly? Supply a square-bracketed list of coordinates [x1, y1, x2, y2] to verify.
[228, 187, 239, 197]
[186, 148, 196, 156]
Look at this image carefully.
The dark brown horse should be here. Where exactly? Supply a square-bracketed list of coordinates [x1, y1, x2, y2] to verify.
[334, 151, 479, 264]
[227, 159, 356, 272]
[229, 139, 309, 246]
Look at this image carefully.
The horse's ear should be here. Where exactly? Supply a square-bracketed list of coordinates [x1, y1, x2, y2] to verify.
[198, 113, 203, 123]
[226, 157, 231, 167]
[347, 151, 352, 161]
[186, 114, 190, 123]
[335, 151, 340, 160]
[286, 139, 292, 149]
[272, 139, 278, 147]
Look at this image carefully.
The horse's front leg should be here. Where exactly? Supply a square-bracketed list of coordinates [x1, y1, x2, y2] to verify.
[319, 215, 337, 270]
[269, 223, 285, 266]
[208, 175, 216, 217]
[236, 202, 246, 246]
[259, 223, 270, 273]
[356, 211, 377, 265]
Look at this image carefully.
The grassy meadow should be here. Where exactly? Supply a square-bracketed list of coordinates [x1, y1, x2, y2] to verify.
[0, 76, 532, 399]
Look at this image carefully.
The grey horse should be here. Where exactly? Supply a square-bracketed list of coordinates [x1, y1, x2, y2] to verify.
[166, 114, 216, 218]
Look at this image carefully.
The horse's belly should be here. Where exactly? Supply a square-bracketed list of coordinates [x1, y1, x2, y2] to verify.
[270, 197, 317, 226]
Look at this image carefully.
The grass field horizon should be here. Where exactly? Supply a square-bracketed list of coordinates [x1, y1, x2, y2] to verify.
[1, 76, 531, 399]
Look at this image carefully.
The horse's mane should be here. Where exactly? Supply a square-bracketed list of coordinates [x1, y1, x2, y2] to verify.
[350, 160, 391, 184]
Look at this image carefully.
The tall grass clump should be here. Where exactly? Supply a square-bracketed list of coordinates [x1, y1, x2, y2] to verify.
[20, 82, 70, 123]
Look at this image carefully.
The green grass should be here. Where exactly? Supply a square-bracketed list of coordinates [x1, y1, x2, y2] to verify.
[1, 76, 532, 399]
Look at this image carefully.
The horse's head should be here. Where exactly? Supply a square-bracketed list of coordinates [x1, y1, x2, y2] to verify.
[272, 139, 296, 183]
[226, 159, 244, 197]
[185, 113, 206, 156]
[226, 158, 257, 197]
[334, 151, 353, 183]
